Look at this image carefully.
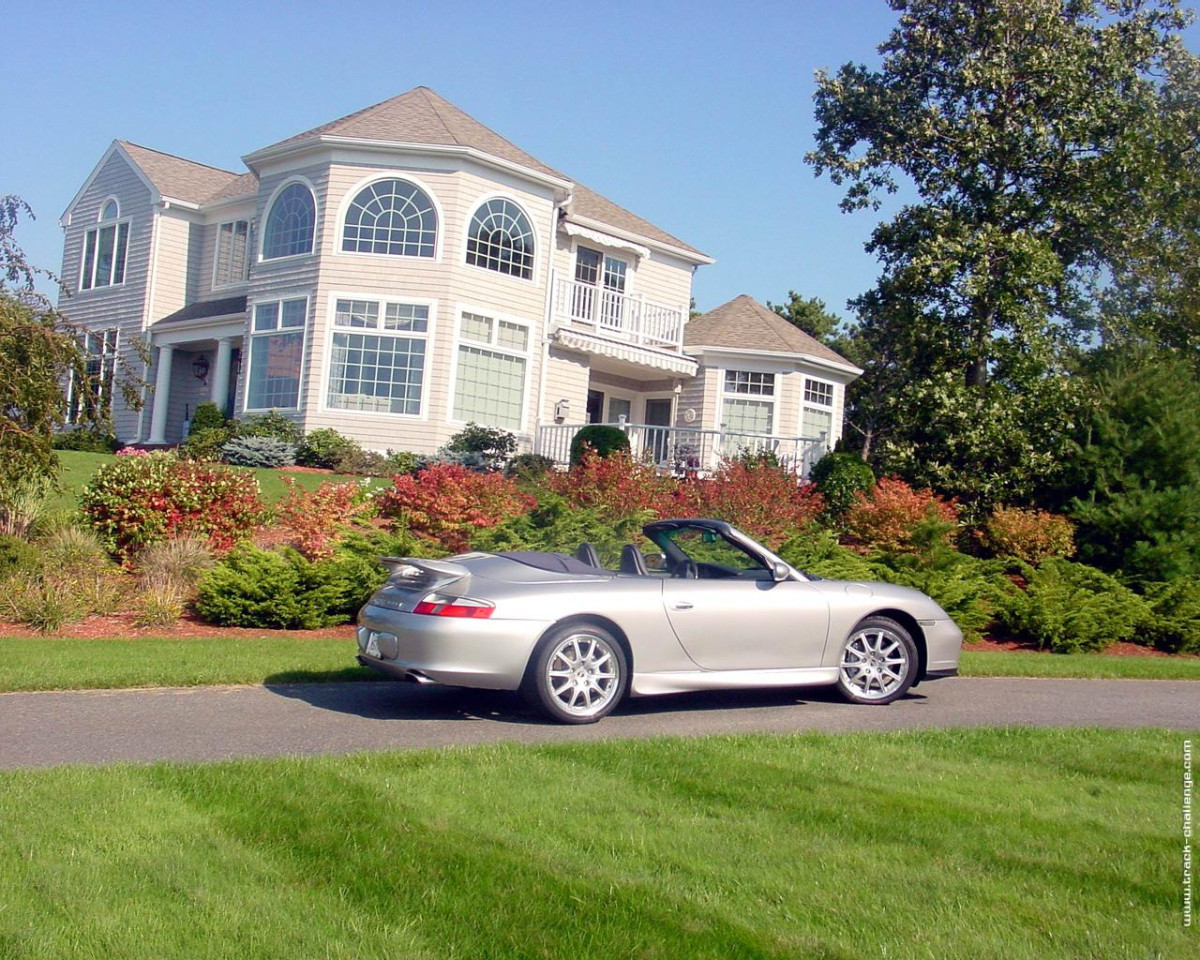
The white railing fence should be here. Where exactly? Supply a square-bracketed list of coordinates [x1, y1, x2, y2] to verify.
[553, 278, 684, 351]
[535, 421, 830, 478]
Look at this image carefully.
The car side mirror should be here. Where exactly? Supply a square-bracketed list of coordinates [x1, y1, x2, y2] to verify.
[644, 553, 667, 571]
[771, 561, 791, 583]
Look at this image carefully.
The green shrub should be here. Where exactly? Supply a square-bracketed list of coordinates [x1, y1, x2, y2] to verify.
[980, 505, 1075, 565]
[569, 425, 630, 466]
[997, 559, 1150, 654]
[296, 428, 362, 469]
[1142, 577, 1200, 654]
[233, 411, 303, 445]
[190, 402, 228, 433]
[385, 450, 422, 475]
[179, 426, 232, 463]
[194, 544, 385, 629]
[51, 428, 119, 453]
[443, 423, 517, 471]
[221, 436, 296, 468]
[778, 529, 880, 582]
[0, 533, 39, 580]
[505, 453, 556, 480]
[810, 452, 875, 523]
[332, 447, 391, 477]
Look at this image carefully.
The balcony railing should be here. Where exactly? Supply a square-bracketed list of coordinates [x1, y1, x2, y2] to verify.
[535, 421, 830, 478]
[552, 278, 685, 352]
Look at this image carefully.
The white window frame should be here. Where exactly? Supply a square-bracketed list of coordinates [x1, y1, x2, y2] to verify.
[335, 173, 443, 262]
[447, 305, 533, 432]
[79, 197, 131, 292]
[212, 219, 251, 289]
[800, 374, 837, 442]
[243, 294, 309, 413]
[259, 178, 318, 263]
[719, 368, 779, 437]
[318, 292, 437, 420]
[461, 192, 538, 284]
[65, 326, 120, 424]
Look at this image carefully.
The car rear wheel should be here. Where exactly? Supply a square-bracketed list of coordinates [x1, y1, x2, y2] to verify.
[523, 623, 628, 724]
[836, 616, 917, 705]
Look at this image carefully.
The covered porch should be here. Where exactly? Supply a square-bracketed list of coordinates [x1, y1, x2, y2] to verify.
[535, 420, 829, 478]
[144, 297, 246, 444]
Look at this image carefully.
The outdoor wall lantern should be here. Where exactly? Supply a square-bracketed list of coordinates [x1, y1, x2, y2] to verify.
[554, 398, 570, 423]
[192, 355, 210, 383]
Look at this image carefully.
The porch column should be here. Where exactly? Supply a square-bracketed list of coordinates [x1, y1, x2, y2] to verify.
[147, 344, 175, 444]
[210, 337, 233, 412]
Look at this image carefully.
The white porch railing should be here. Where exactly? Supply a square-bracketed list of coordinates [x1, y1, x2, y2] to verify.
[535, 421, 830, 478]
[552, 278, 685, 351]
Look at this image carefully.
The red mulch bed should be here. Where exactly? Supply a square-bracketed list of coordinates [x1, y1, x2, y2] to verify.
[966, 637, 1191, 658]
[0, 612, 355, 640]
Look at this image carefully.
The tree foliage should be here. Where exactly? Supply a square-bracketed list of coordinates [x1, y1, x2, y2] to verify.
[807, 0, 1199, 508]
[767, 291, 843, 345]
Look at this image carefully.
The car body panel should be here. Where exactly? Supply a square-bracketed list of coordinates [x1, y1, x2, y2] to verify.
[356, 519, 964, 706]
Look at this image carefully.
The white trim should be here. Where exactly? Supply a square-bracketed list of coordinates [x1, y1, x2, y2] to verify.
[571, 242, 634, 300]
[151, 318, 246, 345]
[333, 171, 444, 263]
[244, 136, 573, 195]
[77, 216, 132, 293]
[317, 291, 437, 422]
[458, 191, 540, 286]
[258, 176, 318, 263]
[242, 293, 310, 413]
[98, 196, 120, 221]
[564, 213, 713, 266]
[799, 373, 838, 446]
[688, 344, 863, 378]
[447, 303, 534, 433]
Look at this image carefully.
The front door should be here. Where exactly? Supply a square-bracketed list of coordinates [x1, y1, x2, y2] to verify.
[586, 389, 604, 424]
[644, 398, 673, 464]
[575, 247, 629, 332]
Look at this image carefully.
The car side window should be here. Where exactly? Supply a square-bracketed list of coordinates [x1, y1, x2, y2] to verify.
[662, 527, 769, 578]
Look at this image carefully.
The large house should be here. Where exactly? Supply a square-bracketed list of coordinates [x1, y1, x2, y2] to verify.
[59, 87, 860, 472]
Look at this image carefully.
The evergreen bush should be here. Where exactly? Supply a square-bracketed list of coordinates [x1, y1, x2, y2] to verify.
[51, 428, 119, 453]
[810, 452, 875, 523]
[221, 436, 296, 468]
[443, 422, 517, 471]
[233, 411, 303, 445]
[296, 428, 362, 469]
[569, 425, 630, 465]
[179, 426, 231, 463]
[1142, 577, 1200, 654]
[190, 402, 228, 433]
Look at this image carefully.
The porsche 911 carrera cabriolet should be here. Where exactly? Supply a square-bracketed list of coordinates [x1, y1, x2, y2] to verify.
[355, 518, 963, 723]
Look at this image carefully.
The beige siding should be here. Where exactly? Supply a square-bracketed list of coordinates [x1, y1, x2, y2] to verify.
[148, 211, 195, 322]
[778, 371, 802, 437]
[541, 346, 590, 423]
[58, 148, 156, 441]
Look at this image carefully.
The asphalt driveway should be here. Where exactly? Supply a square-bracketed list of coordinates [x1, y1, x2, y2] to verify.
[1, 676, 1196, 769]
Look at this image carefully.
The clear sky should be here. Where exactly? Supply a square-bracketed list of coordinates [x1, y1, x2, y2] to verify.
[3, 0, 1196, 321]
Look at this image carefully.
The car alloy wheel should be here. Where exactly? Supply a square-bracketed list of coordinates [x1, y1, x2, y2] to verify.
[525, 624, 628, 724]
[836, 617, 916, 705]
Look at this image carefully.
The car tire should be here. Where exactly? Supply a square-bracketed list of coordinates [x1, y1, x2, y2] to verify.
[835, 616, 918, 705]
[523, 622, 629, 724]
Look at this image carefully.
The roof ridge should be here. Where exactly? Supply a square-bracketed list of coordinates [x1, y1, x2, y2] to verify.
[118, 140, 241, 177]
[416, 87, 463, 146]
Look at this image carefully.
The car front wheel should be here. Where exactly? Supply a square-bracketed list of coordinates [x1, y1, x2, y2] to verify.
[523, 623, 628, 724]
[836, 616, 917, 705]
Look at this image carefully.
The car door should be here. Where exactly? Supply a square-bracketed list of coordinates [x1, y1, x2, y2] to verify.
[661, 577, 831, 671]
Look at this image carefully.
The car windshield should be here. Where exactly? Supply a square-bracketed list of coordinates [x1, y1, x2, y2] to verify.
[655, 525, 769, 578]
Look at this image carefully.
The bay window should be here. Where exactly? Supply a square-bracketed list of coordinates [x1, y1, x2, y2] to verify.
[326, 298, 430, 416]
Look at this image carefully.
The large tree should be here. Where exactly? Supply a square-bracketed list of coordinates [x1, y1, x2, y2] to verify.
[807, 0, 1199, 509]
[767, 291, 843, 345]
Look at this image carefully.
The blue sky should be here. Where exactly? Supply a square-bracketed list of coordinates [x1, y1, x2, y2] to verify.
[3, 0, 1196, 320]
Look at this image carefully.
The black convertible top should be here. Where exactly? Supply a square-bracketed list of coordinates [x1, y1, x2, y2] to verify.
[496, 551, 604, 574]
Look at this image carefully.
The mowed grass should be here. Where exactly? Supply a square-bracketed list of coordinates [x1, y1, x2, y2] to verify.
[0, 728, 1191, 959]
[48, 449, 379, 513]
[1, 637, 1197, 693]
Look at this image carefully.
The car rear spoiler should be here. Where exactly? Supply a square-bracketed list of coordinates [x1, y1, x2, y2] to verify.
[379, 557, 472, 589]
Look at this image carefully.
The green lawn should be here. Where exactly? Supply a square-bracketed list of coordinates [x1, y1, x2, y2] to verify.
[0, 637, 1197, 693]
[49, 450, 379, 513]
[0, 728, 1191, 959]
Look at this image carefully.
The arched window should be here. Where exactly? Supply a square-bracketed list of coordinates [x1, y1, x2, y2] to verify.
[100, 199, 119, 221]
[81, 199, 129, 290]
[262, 182, 316, 260]
[465, 198, 534, 279]
[342, 179, 437, 257]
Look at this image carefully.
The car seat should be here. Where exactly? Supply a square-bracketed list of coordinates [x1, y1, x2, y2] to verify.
[618, 544, 649, 576]
[575, 542, 602, 569]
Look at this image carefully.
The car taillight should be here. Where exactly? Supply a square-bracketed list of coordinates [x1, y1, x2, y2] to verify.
[412, 593, 495, 619]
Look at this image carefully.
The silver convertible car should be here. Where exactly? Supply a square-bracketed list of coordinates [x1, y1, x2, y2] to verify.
[356, 518, 963, 723]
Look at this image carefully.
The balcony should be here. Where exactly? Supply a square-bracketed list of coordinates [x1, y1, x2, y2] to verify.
[552, 278, 686, 352]
[535, 421, 830, 478]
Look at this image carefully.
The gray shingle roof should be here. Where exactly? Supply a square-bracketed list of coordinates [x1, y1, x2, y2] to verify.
[118, 142, 251, 205]
[153, 296, 247, 326]
[685, 295, 854, 368]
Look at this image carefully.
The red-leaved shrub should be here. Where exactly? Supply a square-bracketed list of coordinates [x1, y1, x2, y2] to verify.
[845, 476, 958, 553]
[276, 479, 372, 561]
[80, 453, 268, 562]
[377, 463, 535, 553]
[679, 459, 824, 549]
[548, 451, 679, 523]
[980, 505, 1075, 565]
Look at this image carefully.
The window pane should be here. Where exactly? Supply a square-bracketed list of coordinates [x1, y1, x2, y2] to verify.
[722, 397, 773, 434]
[81, 230, 97, 290]
[384, 302, 428, 332]
[94, 224, 116, 287]
[253, 302, 279, 331]
[341, 179, 437, 257]
[113, 222, 129, 285]
[802, 406, 833, 440]
[327, 331, 425, 415]
[496, 320, 527, 352]
[248, 331, 303, 408]
[454, 345, 525, 429]
[280, 299, 307, 328]
[100, 200, 119, 221]
[575, 248, 601, 285]
[725, 370, 775, 396]
[335, 299, 379, 329]
[460, 312, 492, 344]
[804, 379, 834, 407]
[607, 397, 631, 422]
[465, 198, 534, 279]
[263, 183, 315, 259]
